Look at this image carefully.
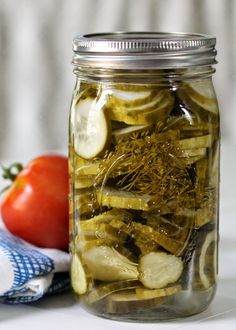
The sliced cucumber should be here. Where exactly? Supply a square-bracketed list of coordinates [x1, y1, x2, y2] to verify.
[76, 162, 101, 176]
[195, 207, 215, 227]
[135, 239, 159, 255]
[75, 175, 95, 189]
[110, 89, 164, 112]
[77, 238, 118, 253]
[87, 279, 140, 304]
[186, 80, 218, 114]
[125, 90, 171, 114]
[74, 98, 111, 159]
[209, 143, 220, 188]
[79, 222, 127, 244]
[111, 84, 152, 91]
[112, 124, 152, 142]
[82, 245, 139, 282]
[178, 135, 212, 149]
[139, 252, 183, 289]
[74, 189, 98, 215]
[199, 231, 217, 289]
[179, 148, 206, 158]
[71, 253, 87, 295]
[110, 91, 174, 125]
[96, 187, 152, 211]
[109, 89, 154, 108]
[110, 217, 193, 256]
[195, 158, 208, 206]
[184, 155, 206, 165]
[135, 284, 181, 299]
[77, 209, 130, 237]
[107, 290, 166, 313]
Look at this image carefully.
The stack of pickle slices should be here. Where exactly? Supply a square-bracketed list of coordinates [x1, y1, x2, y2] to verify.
[69, 78, 219, 314]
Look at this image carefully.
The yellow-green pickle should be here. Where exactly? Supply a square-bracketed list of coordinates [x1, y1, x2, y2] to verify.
[69, 32, 220, 321]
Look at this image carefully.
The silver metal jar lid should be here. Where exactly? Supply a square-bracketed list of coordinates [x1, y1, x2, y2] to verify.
[72, 32, 217, 69]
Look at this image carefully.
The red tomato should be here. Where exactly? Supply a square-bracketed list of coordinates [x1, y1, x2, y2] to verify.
[1, 154, 69, 250]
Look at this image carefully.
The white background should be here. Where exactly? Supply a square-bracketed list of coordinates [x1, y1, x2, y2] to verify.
[0, 0, 235, 162]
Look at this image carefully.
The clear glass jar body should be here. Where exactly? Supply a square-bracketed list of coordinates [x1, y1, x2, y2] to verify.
[69, 67, 220, 322]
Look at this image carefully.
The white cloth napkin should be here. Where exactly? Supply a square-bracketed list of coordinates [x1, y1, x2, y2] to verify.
[0, 229, 70, 304]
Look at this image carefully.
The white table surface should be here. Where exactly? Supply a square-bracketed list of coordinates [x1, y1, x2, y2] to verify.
[0, 142, 236, 330]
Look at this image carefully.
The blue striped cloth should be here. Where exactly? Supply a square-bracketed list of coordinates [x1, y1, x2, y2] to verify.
[0, 229, 70, 304]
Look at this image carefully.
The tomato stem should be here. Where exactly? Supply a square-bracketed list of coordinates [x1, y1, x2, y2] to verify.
[0, 163, 23, 193]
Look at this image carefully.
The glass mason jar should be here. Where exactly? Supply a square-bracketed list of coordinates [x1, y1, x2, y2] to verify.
[69, 32, 220, 322]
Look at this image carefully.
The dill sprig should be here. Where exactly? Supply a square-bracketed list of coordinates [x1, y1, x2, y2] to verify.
[95, 128, 194, 206]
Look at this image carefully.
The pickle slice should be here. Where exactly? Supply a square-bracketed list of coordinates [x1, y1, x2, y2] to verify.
[74, 98, 111, 159]
[209, 143, 220, 188]
[77, 238, 113, 251]
[76, 189, 94, 205]
[108, 89, 154, 108]
[75, 175, 95, 189]
[79, 208, 127, 224]
[125, 90, 171, 114]
[87, 279, 140, 304]
[185, 80, 218, 114]
[79, 222, 127, 244]
[135, 284, 181, 299]
[178, 135, 212, 149]
[199, 231, 217, 289]
[110, 84, 152, 92]
[74, 189, 98, 215]
[195, 158, 208, 207]
[107, 290, 166, 313]
[135, 239, 159, 255]
[184, 156, 205, 165]
[112, 124, 152, 142]
[82, 245, 139, 282]
[195, 207, 214, 228]
[69, 151, 91, 172]
[76, 161, 101, 176]
[189, 230, 217, 290]
[144, 214, 194, 256]
[114, 216, 159, 254]
[110, 89, 166, 113]
[179, 148, 206, 158]
[139, 252, 183, 289]
[110, 91, 174, 125]
[71, 253, 88, 295]
[96, 187, 152, 211]
[79, 208, 131, 226]
[110, 216, 193, 256]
